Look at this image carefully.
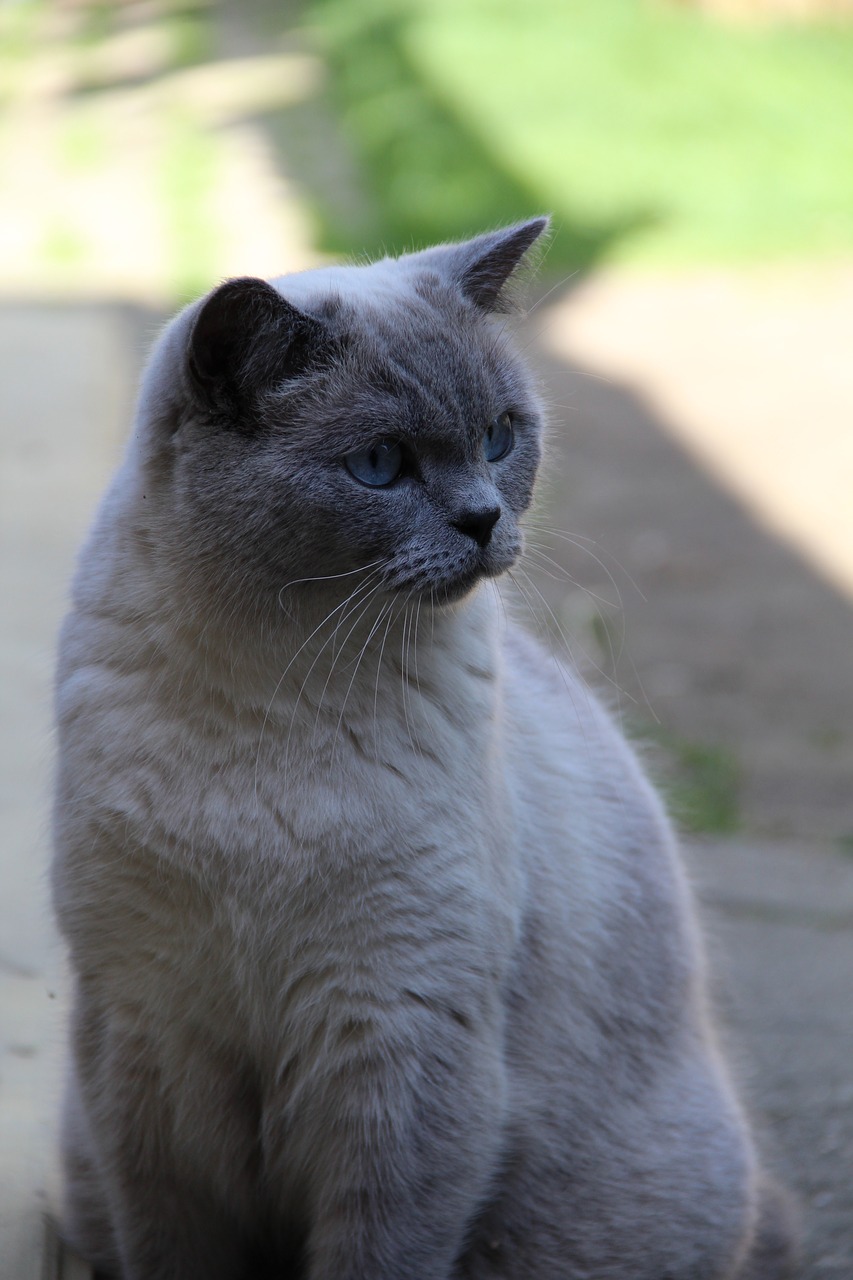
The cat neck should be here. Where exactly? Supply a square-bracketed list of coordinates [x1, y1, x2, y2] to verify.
[117, 570, 503, 726]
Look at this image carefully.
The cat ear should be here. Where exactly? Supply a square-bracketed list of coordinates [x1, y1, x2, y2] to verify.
[187, 277, 324, 417]
[419, 218, 550, 312]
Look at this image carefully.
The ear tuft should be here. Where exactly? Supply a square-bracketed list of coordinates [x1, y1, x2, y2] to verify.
[414, 218, 550, 313]
[457, 217, 550, 311]
[187, 277, 323, 419]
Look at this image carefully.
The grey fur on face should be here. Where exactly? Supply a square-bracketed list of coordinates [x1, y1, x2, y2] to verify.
[52, 220, 797, 1280]
[157, 232, 545, 626]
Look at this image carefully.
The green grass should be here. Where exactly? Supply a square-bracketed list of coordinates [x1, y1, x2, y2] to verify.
[631, 722, 742, 835]
[41, 223, 88, 269]
[5, 0, 852, 298]
[0, 0, 220, 304]
[304, 0, 853, 269]
[159, 108, 221, 306]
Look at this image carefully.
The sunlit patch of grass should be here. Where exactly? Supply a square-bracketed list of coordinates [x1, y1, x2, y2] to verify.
[159, 108, 220, 304]
[170, 10, 215, 68]
[0, 0, 43, 107]
[0, 0, 46, 58]
[41, 223, 88, 268]
[304, 0, 853, 267]
[302, 0, 634, 269]
[58, 116, 107, 173]
[75, 0, 117, 48]
[0, 0, 318, 303]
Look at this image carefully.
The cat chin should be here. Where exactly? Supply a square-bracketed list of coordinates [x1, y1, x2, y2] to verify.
[424, 558, 517, 607]
[428, 574, 483, 607]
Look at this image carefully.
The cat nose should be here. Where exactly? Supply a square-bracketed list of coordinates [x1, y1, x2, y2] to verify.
[451, 505, 501, 549]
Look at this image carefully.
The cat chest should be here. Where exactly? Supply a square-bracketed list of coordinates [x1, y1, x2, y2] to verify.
[89, 736, 518, 1031]
[64, 665, 521, 1036]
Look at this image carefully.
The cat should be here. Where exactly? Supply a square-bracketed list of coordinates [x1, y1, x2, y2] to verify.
[52, 219, 796, 1280]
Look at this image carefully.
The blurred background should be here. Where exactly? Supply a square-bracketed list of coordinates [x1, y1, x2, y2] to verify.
[2, 0, 852, 1275]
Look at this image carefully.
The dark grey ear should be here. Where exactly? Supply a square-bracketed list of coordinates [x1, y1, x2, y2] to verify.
[187, 277, 324, 419]
[419, 217, 550, 312]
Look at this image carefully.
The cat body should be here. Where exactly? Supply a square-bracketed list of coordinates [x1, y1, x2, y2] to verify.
[52, 222, 793, 1279]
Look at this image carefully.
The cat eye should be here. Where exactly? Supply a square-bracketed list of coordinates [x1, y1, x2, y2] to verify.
[343, 440, 404, 487]
[483, 412, 514, 462]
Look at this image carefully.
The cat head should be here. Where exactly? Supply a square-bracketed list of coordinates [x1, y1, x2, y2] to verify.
[138, 218, 549, 622]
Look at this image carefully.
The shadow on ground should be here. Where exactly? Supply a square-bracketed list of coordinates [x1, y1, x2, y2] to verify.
[518, 332, 853, 845]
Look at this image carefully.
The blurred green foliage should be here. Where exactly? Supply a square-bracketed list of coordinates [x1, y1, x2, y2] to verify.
[298, 0, 639, 268]
[159, 107, 220, 304]
[3, 0, 852, 298]
[633, 723, 742, 834]
[303, 0, 853, 268]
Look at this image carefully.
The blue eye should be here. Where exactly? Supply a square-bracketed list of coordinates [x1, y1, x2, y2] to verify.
[344, 441, 404, 487]
[484, 412, 514, 462]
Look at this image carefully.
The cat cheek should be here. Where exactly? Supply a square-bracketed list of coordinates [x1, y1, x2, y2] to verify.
[485, 524, 523, 574]
[502, 463, 539, 514]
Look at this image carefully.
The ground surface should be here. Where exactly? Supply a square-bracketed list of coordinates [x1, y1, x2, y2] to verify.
[1, 287, 851, 1276]
[2, 4, 851, 1277]
[530, 265, 853, 842]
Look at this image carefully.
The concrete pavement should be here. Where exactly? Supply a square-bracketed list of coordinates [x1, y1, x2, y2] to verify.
[0, 302, 148, 1280]
[687, 838, 853, 1275]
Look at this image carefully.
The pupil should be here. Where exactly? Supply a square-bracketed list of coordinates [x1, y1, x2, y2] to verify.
[369, 447, 379, 468]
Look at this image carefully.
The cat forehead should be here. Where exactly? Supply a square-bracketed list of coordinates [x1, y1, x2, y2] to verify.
[268, 256, 424, 312]
[268, 257, 488, 348]
[269, 259, 510, 397]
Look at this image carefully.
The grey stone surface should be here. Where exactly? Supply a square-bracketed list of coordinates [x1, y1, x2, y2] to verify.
[527, 335, 853, 841]
[0, 303, 149, 1280]
[1, 301, 850, 1277]
[687, 839, 853, 1276]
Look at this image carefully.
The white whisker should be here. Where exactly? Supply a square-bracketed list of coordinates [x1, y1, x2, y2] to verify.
[330, 595, 399, 766]
[284, 573, 387, 774]
[372, 597, 402, 758]
[253, 564, 387, 800]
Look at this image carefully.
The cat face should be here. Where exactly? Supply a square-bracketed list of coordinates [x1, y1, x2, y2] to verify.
[155, 220, 548, 617]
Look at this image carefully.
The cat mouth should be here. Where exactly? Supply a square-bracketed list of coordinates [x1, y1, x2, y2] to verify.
[393, 540, 520, 604]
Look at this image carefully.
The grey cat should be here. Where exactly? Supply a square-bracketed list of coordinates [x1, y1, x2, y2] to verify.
[52, 219, 796, 1279]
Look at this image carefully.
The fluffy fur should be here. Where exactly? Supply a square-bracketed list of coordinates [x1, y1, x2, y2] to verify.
[52, 220, 795, 1279]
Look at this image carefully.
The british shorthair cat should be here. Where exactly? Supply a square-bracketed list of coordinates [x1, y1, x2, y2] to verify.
[52, 219, 795, 1278]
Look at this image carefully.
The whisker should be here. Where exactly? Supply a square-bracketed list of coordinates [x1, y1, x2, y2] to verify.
[253, 565, 386, 799]
[284, 573, 388, 770]
[522, 546, 626, 665]
[523, 544, 618, 610]
[373, 596, 401, 757]
[311, 575, 390, 744]
[523, 529, 660, 727]
[329, 594, 398, 766]
[524, 547, 625, 681]
[506, 568, 593, 735]
[411, 592, 424, 706]
[523, 518, 664, 721]
[276, 559, 385, 609]
[398, 594, 424, 763]
[524, 519, 646, 606]
[516, 565, 637, 716]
